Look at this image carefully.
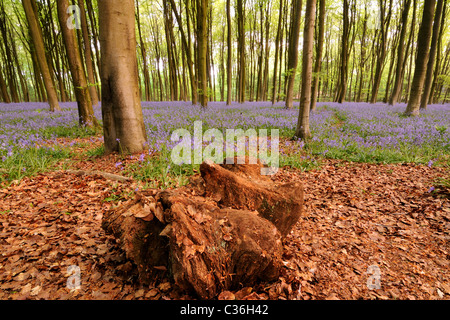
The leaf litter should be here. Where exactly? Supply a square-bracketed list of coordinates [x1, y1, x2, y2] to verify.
[0, 155, 449, 300]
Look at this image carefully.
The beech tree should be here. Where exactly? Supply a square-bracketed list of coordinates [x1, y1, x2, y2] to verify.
[226, 0, 232, 105]
[98, 0, 148, 153]
[295, 0, 316, 139]
[1, 0, 449, 106]
[389, 0, 411, 106]
[404, 0, 436, 116]
[420, 0, 445, 110]
[57, 0, 98, 128]
[197, 0, 209, 107]
[22, 0, 60, 111]
[237, 0, 246, 103]
[310, 0, 325, 111]
[285, 0, 303, 109]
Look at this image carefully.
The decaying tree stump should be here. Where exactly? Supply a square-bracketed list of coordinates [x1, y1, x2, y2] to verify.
[102, 160, 304, 299]
[201, 160, 304, 237]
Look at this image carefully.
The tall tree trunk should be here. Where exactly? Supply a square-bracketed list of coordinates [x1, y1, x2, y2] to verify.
[404, 0, 436, 116]
[0, 64, 10, 103]
[226, 0, 232, 105]
[285, 0, 303, 109]
[44, 0, 67, 102]
[163, 0, 177, 101]
[197, 0, 209, 107]
[429, 1, 446, 104]
[78, 0, 99, 106]
[428, 1, 448, 104]
[296, 0, 316, 139]
[271, 0, 284, 104]
[168, 0, 198, 105]
[57, 0, 98, 127]
[136, 1, 150, 101]
[383, 33, 398, 103]
[0, 4, 19, 103]
[356, 7, 368, 102]
[310, 0, 325, 111]
[389, 0, 411, 106]
[262, 3, 271, 101]
[420, 0, 444, 109]
[22, 0, 60, 111]
[237, 0, 246, 103]
[98, 0, 148, 153]
[85, 0, 101, 78]
[403, 0, 417, 103]
[335, 0, 350, 103]
[370, 0, 393, 104]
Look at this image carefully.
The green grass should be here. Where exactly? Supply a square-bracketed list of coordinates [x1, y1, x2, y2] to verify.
[0, 146, 72, 185]
[85, 145, 105, 158]
[126, 146, 200, 189]
[39, 124, 101, 139]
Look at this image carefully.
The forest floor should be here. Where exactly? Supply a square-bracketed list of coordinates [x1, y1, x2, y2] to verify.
[0, 137, 449, 300]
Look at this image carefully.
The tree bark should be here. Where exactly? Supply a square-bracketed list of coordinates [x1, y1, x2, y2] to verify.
[429, 1, 446, 104]
[22, 0, 60, 111]
[57, 0, 98, 128]
[237, 0, 246, 103]
[102, 160, 303, 298]
[420, 0, 444, 110]
[271, 0, 284, 104]
[334, 0, 350, 103]
[285, 0, 303, 109]
[168, 0, 198, 105]
[370, 0, 393, 104]
[310, 0, 325, 111]
[0, 64, 10, 103]
[197, 0, 209, 107]
[404, 0, 436, 116]
[389, 0, 411, 106]
[78, 0, 99, 106]
[295, 0, 316, 139]
[226, 0, 232, 105]
[98, 0, 148, 154]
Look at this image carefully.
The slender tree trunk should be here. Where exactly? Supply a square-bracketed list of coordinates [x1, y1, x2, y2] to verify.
[136, 4, 150, 101]
[285, 0, 303, 109]
[296, 0, 316, 139]
[85, 0, 101, 78]
[404, 0, 436, 116]
[197, 0, 209, 107]
[57, 0, 98, 127]
[237, 0, 246, 103]
[403, 0, 417, 103]
[310, 0, 325, 111]
[262, 3, 271, 101]
[389, 0, 411, 106]
[22, 0, 60, 111]
[420, 0, 444, 110]
[98, 0, 148, 154]
[0, 64, 10, 103]
[370, 0, 393, 104]
[335, 0, 350, 103]
[44, 0, 67, 103]
[226, 0, 232, 105]
[271, 0, 284, 104]
[356, 8, 368, 102]
[168, 0, 198, 105]
[78, 0, 99, 106]
[429, 1, 446, 104]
